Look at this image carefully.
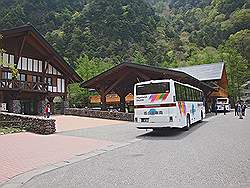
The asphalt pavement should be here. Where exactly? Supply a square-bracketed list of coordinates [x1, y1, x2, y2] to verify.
[21, 111, 250, 188]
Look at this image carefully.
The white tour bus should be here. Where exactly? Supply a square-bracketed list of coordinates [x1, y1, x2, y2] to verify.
[216, 98, 231, 112]
[134, 79, 205, 130]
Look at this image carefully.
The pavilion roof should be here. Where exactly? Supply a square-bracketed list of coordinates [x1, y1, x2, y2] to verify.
[81, 62, 213, 96]
[172, 62, 225, 81]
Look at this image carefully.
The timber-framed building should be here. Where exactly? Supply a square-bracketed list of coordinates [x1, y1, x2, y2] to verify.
[0, 24, 82, 115]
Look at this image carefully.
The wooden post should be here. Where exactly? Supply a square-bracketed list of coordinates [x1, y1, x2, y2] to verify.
[119, 94, 126, 112]
[116, 89, 130, 113]
[100, 94, 107, 111]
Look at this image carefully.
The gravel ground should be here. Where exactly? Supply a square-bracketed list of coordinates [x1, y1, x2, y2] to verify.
[22, 111, 250, 188]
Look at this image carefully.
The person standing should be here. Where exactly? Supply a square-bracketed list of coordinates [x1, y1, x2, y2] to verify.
[215, 103, 217, 115]
[235, 102, 238, 116]
[47, 104, 51, 118]
[223, 104, 226, 115]
[238, 103, 243, 119]
[44, 103, 51, 118]
[242, 103, 246, 116]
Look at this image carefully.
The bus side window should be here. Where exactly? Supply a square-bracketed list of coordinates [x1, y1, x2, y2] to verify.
[181, 85, 186, 101]
[187, 87, 191, 101]
[196, 91, 200, 101]
[175, 84, 179, 101]
[179, 85, 183, 101]
[194, 90, 198, 101]
[184, 85, 188, 101]
[190, 88, 193, 101]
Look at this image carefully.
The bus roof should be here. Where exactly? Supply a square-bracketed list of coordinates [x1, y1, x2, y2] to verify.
[135, 79, 203, 92]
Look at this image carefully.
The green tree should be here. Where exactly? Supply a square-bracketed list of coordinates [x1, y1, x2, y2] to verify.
[0, 34, 18, 78]
[220, 46, 249, 102]
[225, 29, 250, 62]
[68, 55, 113, 107]
[132, 50, 148, 65]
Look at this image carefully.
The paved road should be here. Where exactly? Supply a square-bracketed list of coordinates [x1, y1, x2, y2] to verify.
[22, 112, 250, 188]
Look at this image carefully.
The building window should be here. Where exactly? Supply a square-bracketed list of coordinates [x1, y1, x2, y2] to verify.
[32, 75, 41, 83]
[17, 57, 22, 69]
[33, 60, 38, 72]
[57, 78, 62, 92]
[2, 72, 12, 80]
[22, 57, 28, 70]
[62, 79, 65, 93]
[48, 64, 53, 74]
[53, 67, 57, 75]
[3, 53, 8, 64]
[28, 59, 33, 71]
[46, 77, 52, 86]
[38, 61, 42, 72]
[57, 78, 65, 93]
[9, 54, 14, 64]
[0, 53, 15, 66]
[18, 74, 27, 82]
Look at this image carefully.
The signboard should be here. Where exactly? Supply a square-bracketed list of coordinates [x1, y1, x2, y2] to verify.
[0, 103, 7, 111]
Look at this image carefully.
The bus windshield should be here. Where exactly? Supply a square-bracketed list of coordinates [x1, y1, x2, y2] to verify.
[217, 99, 228, 104]
[136, 82, 170, 95]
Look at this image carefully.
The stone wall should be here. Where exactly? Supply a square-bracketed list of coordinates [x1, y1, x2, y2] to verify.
[0, 112, 56, 135]
[65, 108, 134, 122]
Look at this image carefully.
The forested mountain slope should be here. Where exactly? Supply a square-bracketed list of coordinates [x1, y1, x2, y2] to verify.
[0, 0, 85, 33]
[0, 0, 249, 104]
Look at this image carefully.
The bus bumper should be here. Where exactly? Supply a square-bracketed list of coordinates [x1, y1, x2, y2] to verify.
[135, 122, 183, 129]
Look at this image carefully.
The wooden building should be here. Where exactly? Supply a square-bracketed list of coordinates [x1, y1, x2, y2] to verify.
[0, 24, 82, 115]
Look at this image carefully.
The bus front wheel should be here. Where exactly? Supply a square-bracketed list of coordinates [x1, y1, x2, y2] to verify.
[184, 115, 190, 131]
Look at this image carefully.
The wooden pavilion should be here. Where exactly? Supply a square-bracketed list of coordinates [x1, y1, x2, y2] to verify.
[81, 62, 213, 112]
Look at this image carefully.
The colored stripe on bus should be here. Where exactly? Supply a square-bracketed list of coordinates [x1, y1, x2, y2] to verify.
[134, 103, 176, 109]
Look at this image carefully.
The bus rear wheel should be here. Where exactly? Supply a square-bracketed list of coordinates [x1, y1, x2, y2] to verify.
[183, 115, 190, 131]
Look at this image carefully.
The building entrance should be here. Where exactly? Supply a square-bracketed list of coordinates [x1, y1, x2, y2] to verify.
[21, 101, 36, 115]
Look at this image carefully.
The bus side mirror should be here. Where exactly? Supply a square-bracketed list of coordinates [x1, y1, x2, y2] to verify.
[173, 96, 176, 102]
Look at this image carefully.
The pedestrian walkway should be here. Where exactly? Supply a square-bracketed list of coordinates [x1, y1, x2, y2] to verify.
[54, 115, 127, 132]
[0, 132, 113, 184]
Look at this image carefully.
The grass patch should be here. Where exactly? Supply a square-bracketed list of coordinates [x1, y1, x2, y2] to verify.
[0, 127, 25, 135]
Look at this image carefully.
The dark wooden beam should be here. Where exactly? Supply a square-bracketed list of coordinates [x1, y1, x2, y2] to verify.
[133, 70, 151, 81]
[14, 35, 26, 65]
[103, 71, 129, 96]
